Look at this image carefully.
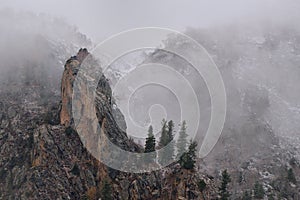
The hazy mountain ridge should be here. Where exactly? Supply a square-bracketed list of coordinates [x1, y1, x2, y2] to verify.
[99, 23, 300, 198]
[140, 24, 300, 199]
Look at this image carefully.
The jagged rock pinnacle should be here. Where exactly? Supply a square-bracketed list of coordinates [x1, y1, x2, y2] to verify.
[60, 48, 89, 126]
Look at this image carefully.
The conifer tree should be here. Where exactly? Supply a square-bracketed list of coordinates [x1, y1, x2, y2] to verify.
[166, 120, 175, 161]
[167, 120, 174, 141]
[179, 140, 197, 170]
[253, 181, 264, 199]
[158, 120, 175, 166]
[219, 169, 231, 200]
[197, 179, 207, 200]
[159, 119, 168, 147]
[144, 125, 156, 163]
[176, 120, 188, 159]
[198, 179, 207, 193]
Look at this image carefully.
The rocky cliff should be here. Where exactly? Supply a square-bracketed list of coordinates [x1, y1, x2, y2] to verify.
[0, 48, 218, 199]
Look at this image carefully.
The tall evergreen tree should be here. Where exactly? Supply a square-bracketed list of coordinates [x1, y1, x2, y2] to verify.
[219, 169, 231, 200]
[176, 120, 188, 159]
[179, 140, 197, 170]
[158, 120, 175, 166]
[253, 181, 264, 199]
[144, 125, 156, 163]
[167, 120, 175, 141]
[166, 120, 175, 161]
[159, 119, 168, 147]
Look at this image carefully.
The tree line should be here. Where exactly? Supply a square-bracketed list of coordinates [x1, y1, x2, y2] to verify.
[144, 119, 197, 170]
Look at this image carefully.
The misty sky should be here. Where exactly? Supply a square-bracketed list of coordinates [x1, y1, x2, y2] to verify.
[1, 0, 300, 43]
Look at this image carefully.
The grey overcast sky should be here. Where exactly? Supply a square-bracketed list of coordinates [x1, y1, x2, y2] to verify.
[1, 0, 299, 42]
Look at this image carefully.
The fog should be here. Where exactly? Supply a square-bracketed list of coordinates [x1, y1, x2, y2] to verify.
[1, 0, 300, 160]
[1, 2, 300, 198]
[1, 0, 300, 42]
[0, 9, 91, 94]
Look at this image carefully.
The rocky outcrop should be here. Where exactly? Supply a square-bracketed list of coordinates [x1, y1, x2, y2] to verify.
[60, 48, 138, 162]
[58, 49, 218, 200]
[125, 167, 218, 200]
[60, 48, 89, 127]
[0, 61, 109, 199]
[0, 48, 218, 199]
[160, 167, 217, 200]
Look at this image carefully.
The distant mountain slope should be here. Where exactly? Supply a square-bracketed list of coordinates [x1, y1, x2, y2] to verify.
[140, 24, 300, 199]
